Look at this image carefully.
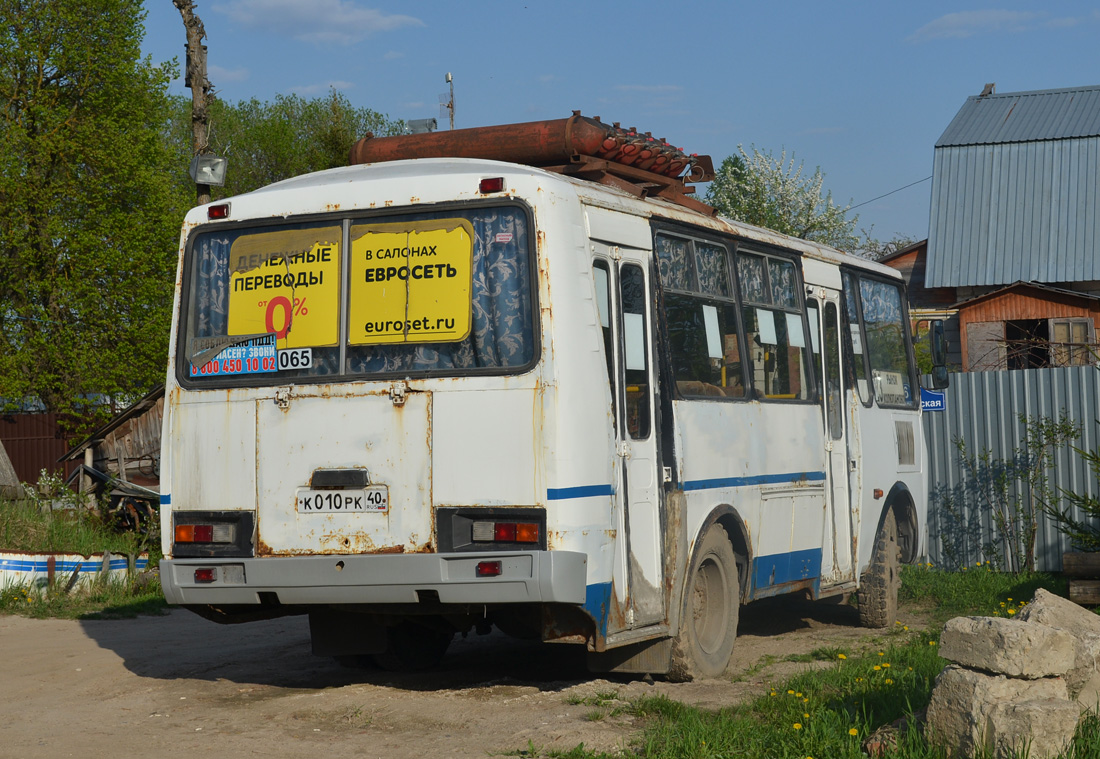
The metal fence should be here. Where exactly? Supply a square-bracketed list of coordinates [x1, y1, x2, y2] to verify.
[922, 366, 1100, 572]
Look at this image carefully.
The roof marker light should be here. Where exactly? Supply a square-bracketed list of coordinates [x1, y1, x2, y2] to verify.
[479, 177, 505, 193]
[208, 203, 231, 220]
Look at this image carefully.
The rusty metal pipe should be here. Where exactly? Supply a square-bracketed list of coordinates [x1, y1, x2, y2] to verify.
[350, 113, 613, 168]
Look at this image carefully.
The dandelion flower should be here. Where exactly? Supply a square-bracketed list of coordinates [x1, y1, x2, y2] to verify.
[803, 712, 810, 718]
[903, 626, 909, 631]
[878, 652, 884, 656]
[856, 677, 863, 682]
[796, 692, 803, 698]
[885, 678, 894, 684]
[788, 689, 795, 695]
[929, 640, 937, 645]
[838, 653, 847, 660]
[1007, 608, 1016, 615]
[849, 728, 859, 736]
[802, 698, 809, 703]
[793, 723, 802, 730]
[1000, 602, 1006, 607]
[873, 665, 881, 671]
[883, 663, 891, 668]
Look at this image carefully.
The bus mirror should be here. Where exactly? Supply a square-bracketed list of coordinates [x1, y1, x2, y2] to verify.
[931, 365, 949, 390]
[930, 320, 947, 368]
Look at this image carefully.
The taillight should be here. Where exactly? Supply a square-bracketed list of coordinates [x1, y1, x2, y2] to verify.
[175, 523, 235, 543]
[478, 177, 505, 193]
[476, 561, 502, 577]
[194, 568, 216, 583]
[472, 521, 539, 544]
[207, 203, 230, 220]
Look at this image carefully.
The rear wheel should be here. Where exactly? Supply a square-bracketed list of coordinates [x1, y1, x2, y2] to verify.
[372, 620, 454, 671]
[858, 508, 900, 628]
[669, 525, 739, 681]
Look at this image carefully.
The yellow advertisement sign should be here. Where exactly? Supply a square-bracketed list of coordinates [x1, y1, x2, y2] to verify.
[349, 220, 474, 345]
[226, 228, 340, 349]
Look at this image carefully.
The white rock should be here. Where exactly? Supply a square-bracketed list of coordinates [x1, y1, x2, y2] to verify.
[939, 616, 1075, 678]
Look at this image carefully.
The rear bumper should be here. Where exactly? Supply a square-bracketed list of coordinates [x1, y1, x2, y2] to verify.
[160, 550, 588, 606]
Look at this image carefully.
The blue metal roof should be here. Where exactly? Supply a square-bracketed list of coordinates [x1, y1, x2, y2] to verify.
[925, 85, 1100, 289]
[936, 85, 1100, 147]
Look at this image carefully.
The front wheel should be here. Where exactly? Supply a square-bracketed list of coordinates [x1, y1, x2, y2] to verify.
[669, 525, 739, 681]
[858, 508, 900, 628]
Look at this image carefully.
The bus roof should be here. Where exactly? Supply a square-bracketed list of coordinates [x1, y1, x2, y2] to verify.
[189, 156, 901, 281]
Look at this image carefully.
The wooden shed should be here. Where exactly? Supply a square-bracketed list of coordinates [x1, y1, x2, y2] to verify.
[954, 282, 1100, 371]
[61, 385, 164, 508]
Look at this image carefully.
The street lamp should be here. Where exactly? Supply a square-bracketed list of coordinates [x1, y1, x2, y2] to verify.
[189, 154, 228, 187]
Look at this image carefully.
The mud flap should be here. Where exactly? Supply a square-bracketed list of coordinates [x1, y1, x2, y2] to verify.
[586, 637, 672, 674]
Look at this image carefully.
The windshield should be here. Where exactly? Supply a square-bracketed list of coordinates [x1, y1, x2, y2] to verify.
[179, 205, 536, 385]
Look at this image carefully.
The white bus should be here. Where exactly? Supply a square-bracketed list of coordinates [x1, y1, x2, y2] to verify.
[160, 115, 943, 679]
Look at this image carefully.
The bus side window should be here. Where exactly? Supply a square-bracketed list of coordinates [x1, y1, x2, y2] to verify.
[737, 253, 810, 401]
[619, 263, 651, 439]
[824, 302, 843, 439]
[807, 298, 823, 394]
[593, 260, 616, 429]
[842, 271, 872, 405]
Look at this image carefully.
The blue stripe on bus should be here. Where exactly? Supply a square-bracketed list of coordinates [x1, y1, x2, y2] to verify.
[682, 471, 826, 492]
[582, 581, 613, 638]
[751, 547, 823, 593]
[160, 494, 171, 506]
[547, 484, 614, 501]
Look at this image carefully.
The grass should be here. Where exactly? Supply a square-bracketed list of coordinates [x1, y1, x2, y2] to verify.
[535, 565, 1083, 759]
[0, 499, 158, 557]
[1, 499, 166, 619]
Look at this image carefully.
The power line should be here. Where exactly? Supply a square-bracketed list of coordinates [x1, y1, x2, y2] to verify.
[848, 175, 931, 212]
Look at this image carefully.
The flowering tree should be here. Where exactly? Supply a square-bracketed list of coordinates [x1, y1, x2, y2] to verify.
[705, 146, 860, 252]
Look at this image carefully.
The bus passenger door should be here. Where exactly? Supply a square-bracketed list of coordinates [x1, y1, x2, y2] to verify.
[597, 246, 664, 629]
[811, 292, 856, 584]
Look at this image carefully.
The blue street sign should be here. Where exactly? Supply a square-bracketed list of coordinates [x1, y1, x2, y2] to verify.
[921, 387, 945, 412]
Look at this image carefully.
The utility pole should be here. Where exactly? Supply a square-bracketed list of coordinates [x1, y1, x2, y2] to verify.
[445, 72, 455, 130]
[174, 0, 213, 205]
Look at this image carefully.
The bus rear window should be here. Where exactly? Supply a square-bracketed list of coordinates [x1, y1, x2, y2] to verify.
[179, 206, 536, 384]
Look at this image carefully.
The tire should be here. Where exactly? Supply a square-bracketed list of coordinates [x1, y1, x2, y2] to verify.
[858, 508, 900, 628]
[668, 525, 739, 682]
[372, 621, 453, 672]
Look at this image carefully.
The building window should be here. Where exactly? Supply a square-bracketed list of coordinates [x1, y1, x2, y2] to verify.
[1051, 318, 1094, 366]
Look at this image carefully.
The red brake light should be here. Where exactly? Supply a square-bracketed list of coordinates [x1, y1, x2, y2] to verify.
[476, 561, 502, 577]
[194, 524, 214, 542]
[207, 203, 230, 220]
[194, 568, 216, 583]
[479, 177, 505, 193]
[493, 522, 517, 542]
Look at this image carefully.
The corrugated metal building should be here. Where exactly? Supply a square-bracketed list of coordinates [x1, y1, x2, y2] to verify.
[926, 84, 1100, 291]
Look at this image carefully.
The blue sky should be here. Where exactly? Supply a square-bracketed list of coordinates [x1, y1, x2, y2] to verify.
[141, 1, 1100, 243]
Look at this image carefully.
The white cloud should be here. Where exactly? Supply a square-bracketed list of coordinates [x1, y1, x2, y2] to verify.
[291, 80, 355, 95]
[208, 64, 250, 83]
[909, 10, 1041, 42]
[214, 0, 423, 45]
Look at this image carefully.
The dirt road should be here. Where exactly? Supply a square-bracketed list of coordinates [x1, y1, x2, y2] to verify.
[0, 598, 926, 758]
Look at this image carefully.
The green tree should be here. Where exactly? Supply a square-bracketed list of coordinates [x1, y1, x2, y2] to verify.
[168, 90, 404, 198]
[0, 0, 187, 432]
[705, 145, 860, 251]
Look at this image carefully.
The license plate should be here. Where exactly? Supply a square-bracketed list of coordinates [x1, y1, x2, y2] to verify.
[296, 487, 388, 513]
